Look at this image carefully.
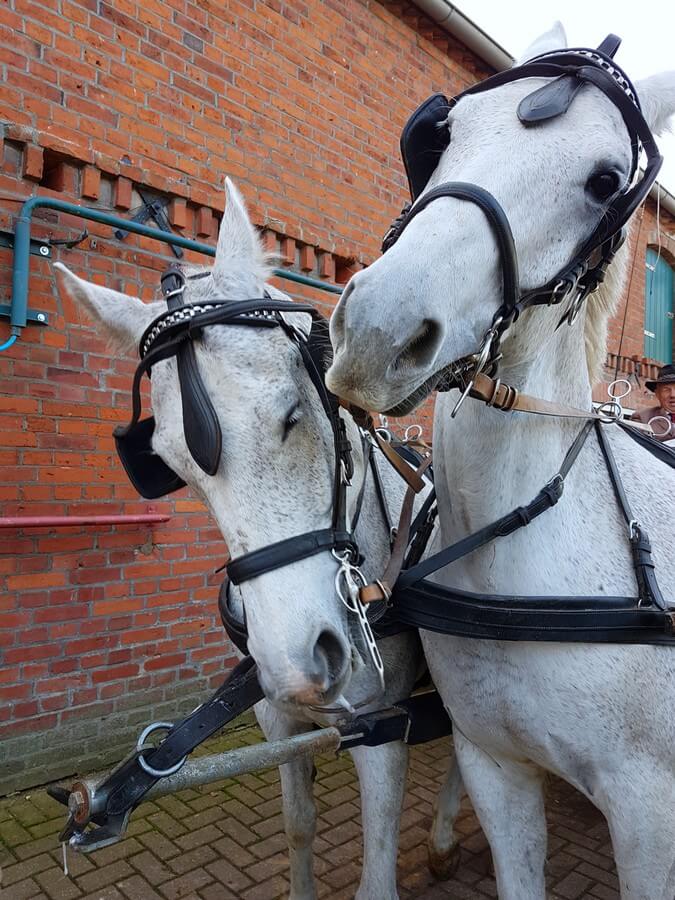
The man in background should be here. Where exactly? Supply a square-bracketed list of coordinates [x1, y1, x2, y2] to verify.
[631, 364, 675, 442]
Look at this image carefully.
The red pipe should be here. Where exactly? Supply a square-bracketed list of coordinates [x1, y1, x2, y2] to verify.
[0, 514, 171, 529]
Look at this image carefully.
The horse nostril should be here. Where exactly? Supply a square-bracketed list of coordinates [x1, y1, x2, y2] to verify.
[312, 629, 348, 686]
[391, 318, 442, 374]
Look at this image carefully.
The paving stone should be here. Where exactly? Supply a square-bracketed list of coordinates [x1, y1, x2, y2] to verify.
[205, 857, 253, 894]
[175, 824, 223, 852]
[79, 889, 125, 900]
[34, 867, 82, 899]
[156, 866, 213, 899]
[117, 874, 164, 900]
[137, 831, 181, 860]
[197, 883, 238, 900]
[167, 844, 217, 875]
[75, 860, 134, 894]
[128, 850, 174, 886]
[1, 852, 54, 886]
[241, 875, 290, 900]
[0, 876, 41, 899]
[211, 835, 256, 868]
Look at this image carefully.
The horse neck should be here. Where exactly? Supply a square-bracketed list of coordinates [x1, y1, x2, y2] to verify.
[437, 305, 594, 532]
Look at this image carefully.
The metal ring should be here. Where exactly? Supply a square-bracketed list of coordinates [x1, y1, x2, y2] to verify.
[648, 415, 673, 438]
[607, 378, 631, 400]
[136, 722, 187, 778]
[404, 424, 422, 441]
[595, 400, 623, 423]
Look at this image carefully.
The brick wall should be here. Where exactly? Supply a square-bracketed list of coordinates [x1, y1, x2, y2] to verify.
[597, 200, 675, 409]
[0, 0, 486, 793]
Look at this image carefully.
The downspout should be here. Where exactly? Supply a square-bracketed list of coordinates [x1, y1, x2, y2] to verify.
[410, 0, 513, 72]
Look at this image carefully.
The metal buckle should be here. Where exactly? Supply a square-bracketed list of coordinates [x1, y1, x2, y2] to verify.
[136, 722, 188, 778]
[340, 459, 353, 486]
[451, 316, 502, 418]
[566, 288, 586, 325]
[595, 400, 623, 423]
[164, 285, 186, 302]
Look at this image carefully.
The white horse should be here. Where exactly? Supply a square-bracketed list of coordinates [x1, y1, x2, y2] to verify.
[327, 23, 675, 900]
[54, 180, 462, 900]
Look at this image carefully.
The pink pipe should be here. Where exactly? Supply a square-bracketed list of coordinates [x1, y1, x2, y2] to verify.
[0, 514, 171, 529]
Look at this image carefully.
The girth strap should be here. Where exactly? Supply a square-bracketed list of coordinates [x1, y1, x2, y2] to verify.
[226, 529, 357, 585]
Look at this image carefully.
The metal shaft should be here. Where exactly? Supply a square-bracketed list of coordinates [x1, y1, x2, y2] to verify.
[145, 727, 342, 800]
[76, 727, 342, 812]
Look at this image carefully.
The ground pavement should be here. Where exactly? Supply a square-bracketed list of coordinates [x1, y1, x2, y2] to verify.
[0, 718, 620, 900]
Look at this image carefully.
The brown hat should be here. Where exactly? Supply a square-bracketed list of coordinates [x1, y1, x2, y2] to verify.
[646, 364, 675, 392]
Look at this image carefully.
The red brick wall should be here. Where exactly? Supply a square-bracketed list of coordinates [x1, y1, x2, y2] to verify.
[598, 199, 675, 409]
[0, 0, 487, 792]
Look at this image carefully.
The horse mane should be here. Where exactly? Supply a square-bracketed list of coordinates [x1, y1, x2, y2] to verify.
[583, 234, 630, 384]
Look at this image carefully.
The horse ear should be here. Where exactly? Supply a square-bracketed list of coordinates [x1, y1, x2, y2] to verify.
[212, 178, 268, 285]
[54, 262, 158, 354]
[515, 22, 567, 65]
[635, 72, 675, 137]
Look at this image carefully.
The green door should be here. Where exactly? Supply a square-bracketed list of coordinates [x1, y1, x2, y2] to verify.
[644, 249, 673, 364]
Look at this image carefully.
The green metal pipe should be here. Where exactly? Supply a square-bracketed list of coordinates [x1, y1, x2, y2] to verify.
[9, 196, 342, 334]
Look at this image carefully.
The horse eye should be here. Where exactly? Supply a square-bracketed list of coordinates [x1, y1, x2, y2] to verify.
[585, 170, 622, 203]
[282, 403, 302, 442]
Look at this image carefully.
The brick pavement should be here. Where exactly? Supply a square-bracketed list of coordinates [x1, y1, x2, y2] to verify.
[0, 722, 619, 900]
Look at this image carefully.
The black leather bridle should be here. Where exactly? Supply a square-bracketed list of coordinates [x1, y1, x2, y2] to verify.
[115, 266, 359, 586]
[381, 35, 663, 413]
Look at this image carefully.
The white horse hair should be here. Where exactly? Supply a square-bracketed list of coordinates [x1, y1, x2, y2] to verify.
[55, 180, 463, 900]
[327, 23, 675, 900]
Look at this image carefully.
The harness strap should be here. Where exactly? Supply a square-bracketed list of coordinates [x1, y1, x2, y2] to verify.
[595, 422, 669, 612]
[360, 453, 433, 604]
[341, 402, 427, 493]
[394, 421, 593, 591]
[226, 529, 357, 585]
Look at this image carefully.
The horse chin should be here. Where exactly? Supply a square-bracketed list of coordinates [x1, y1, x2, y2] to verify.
[382, 369, 442, 416]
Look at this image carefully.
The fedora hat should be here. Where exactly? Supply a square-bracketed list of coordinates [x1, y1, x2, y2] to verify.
[646, 364, 675, 392]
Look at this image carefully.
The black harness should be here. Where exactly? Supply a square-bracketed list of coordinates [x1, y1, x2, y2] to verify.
[378, 36, 675, 643]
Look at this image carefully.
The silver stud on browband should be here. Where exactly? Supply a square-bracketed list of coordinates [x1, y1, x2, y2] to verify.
[141, 303, 281, 357]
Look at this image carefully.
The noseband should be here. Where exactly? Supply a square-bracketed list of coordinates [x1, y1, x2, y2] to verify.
[382, 35, 663, 412]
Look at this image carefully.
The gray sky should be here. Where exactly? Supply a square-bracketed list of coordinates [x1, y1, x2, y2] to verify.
[457, 0, 675, 195]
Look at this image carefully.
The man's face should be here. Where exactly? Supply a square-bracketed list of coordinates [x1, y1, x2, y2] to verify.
[655, 382, 675, 413]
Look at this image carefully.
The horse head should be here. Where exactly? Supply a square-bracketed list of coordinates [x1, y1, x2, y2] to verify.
[55, 180, 380, 712]
[327, 24, 675, 414]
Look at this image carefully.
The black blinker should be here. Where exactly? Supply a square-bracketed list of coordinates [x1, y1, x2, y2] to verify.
[400, 93, 452, 200]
